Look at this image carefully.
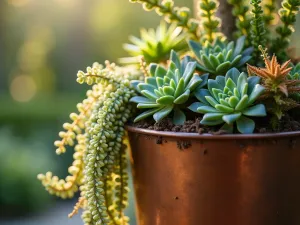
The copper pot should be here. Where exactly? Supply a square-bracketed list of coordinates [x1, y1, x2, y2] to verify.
[126, 126, 300, 225]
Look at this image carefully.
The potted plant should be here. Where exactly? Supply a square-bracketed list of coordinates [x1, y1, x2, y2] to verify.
[38, 0, 300, 225]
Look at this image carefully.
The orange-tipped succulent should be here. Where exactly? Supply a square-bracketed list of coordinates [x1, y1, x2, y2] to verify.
[247, 46, 300, 97]
[247, 46, 300, 120]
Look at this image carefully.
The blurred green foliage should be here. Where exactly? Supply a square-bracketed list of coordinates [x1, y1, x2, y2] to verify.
[0, 129, 56, 216]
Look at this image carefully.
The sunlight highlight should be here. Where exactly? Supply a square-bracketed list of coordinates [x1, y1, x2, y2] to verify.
[10, 75, 37, 102]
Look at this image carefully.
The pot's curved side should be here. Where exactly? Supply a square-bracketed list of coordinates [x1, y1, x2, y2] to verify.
[127, 127, 300, 225]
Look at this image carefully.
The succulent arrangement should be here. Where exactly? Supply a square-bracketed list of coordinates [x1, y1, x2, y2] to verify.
[39, 0, 300, 225]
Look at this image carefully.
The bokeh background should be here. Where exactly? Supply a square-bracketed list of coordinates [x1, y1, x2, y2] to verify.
[0, 0, 299, 224]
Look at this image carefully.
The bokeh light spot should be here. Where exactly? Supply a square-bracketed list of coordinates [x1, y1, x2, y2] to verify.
[10, 75, 37, 102]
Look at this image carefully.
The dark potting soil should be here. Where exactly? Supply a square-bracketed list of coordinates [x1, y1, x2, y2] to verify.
[131, 113, 300, 134]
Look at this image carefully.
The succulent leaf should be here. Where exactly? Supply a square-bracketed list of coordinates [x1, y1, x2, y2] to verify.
[190, 68, 266, 133]
[236, 116, 255, 134]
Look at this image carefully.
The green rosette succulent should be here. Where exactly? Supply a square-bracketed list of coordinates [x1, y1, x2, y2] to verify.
[289, 63, 300, 80]
[120, 21, 187, 64]
[289, 63, 300, 101]
[189, 68, 267, 133]
[188, 36, 253, 76]
[130, 51, 208, 125]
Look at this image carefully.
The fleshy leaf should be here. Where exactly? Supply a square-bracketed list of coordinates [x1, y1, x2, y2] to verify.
[157, 95, 175, 105]
[242, 104, 266, 116]
[183, 62, 197, 84]
[153, 105, 173, 122]
[194, 88, 211, 104]
[173, 108, 186, 125]
[186, 75, 202, 91]
[138, 83, 156, 93]
[188, 102, 206, 112]
[155, 66, 167, 78]
[202, 112, 226, 121]
[215, 104, 235, 113]
[137, 103, 161, 108]
[174, 89, 190, 104]
[236, 116, 255, 134]
[141, 90, 157, 100]
[188, 40, 202, 59]
[130, 96, 155, 104]
[146, 77, 158, 87]
[225, 68, 240, 84]
[197, 105, 220, 113]
[235, 95, 249, 111]
[248, 84, 265, 104]
[163, 86, 175, 96]
[205, 96, 219, 107]
[174, 78, 185, 98]
[233, 36, 246, 57]
[222, 113, 242, 124]
[149, 63, 157, 77]
[200, 118, 224, 125]
[134, 107, 162, 122]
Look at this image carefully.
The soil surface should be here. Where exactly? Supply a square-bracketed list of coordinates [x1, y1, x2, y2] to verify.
[131, 113, 300, 134]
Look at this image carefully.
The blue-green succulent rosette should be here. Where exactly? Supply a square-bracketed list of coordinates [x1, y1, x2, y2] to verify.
[189, 68, 267, 134]
[130, 50, 208, 125]
[189, 36, 253, 76]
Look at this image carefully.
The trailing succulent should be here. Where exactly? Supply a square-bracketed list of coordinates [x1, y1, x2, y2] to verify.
[130, 50, 208, 125]
[189, 36, 253, 76]
[39, 0, 300, 225]
[120, 21, 187, 64]
[189, 68, 266, 134]
[39, 62, 142, 225]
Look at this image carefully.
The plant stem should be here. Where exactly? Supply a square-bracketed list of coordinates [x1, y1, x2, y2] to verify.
[195, 0, 235, 39]
[217, 0, 235, 39]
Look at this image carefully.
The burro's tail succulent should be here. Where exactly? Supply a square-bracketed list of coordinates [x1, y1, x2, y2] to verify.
[189, 36, 253, 76]
[189, 68, 266, 134]
[130, 50, 208, 125]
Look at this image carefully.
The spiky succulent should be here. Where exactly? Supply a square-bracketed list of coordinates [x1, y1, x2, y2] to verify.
[189, 68, 266, 134]
[189, 36, 253, 76]
[130, 51, 208, 125]
[247, 48, 300, 97]
[247, 49, 300, 119]
[120, 21, 187, 64]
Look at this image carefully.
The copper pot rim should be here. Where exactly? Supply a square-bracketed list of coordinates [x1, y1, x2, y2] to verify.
[125, 125, 300, 140]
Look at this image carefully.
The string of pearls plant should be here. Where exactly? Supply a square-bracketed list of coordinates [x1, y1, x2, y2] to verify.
[38, 62, 142, 225]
